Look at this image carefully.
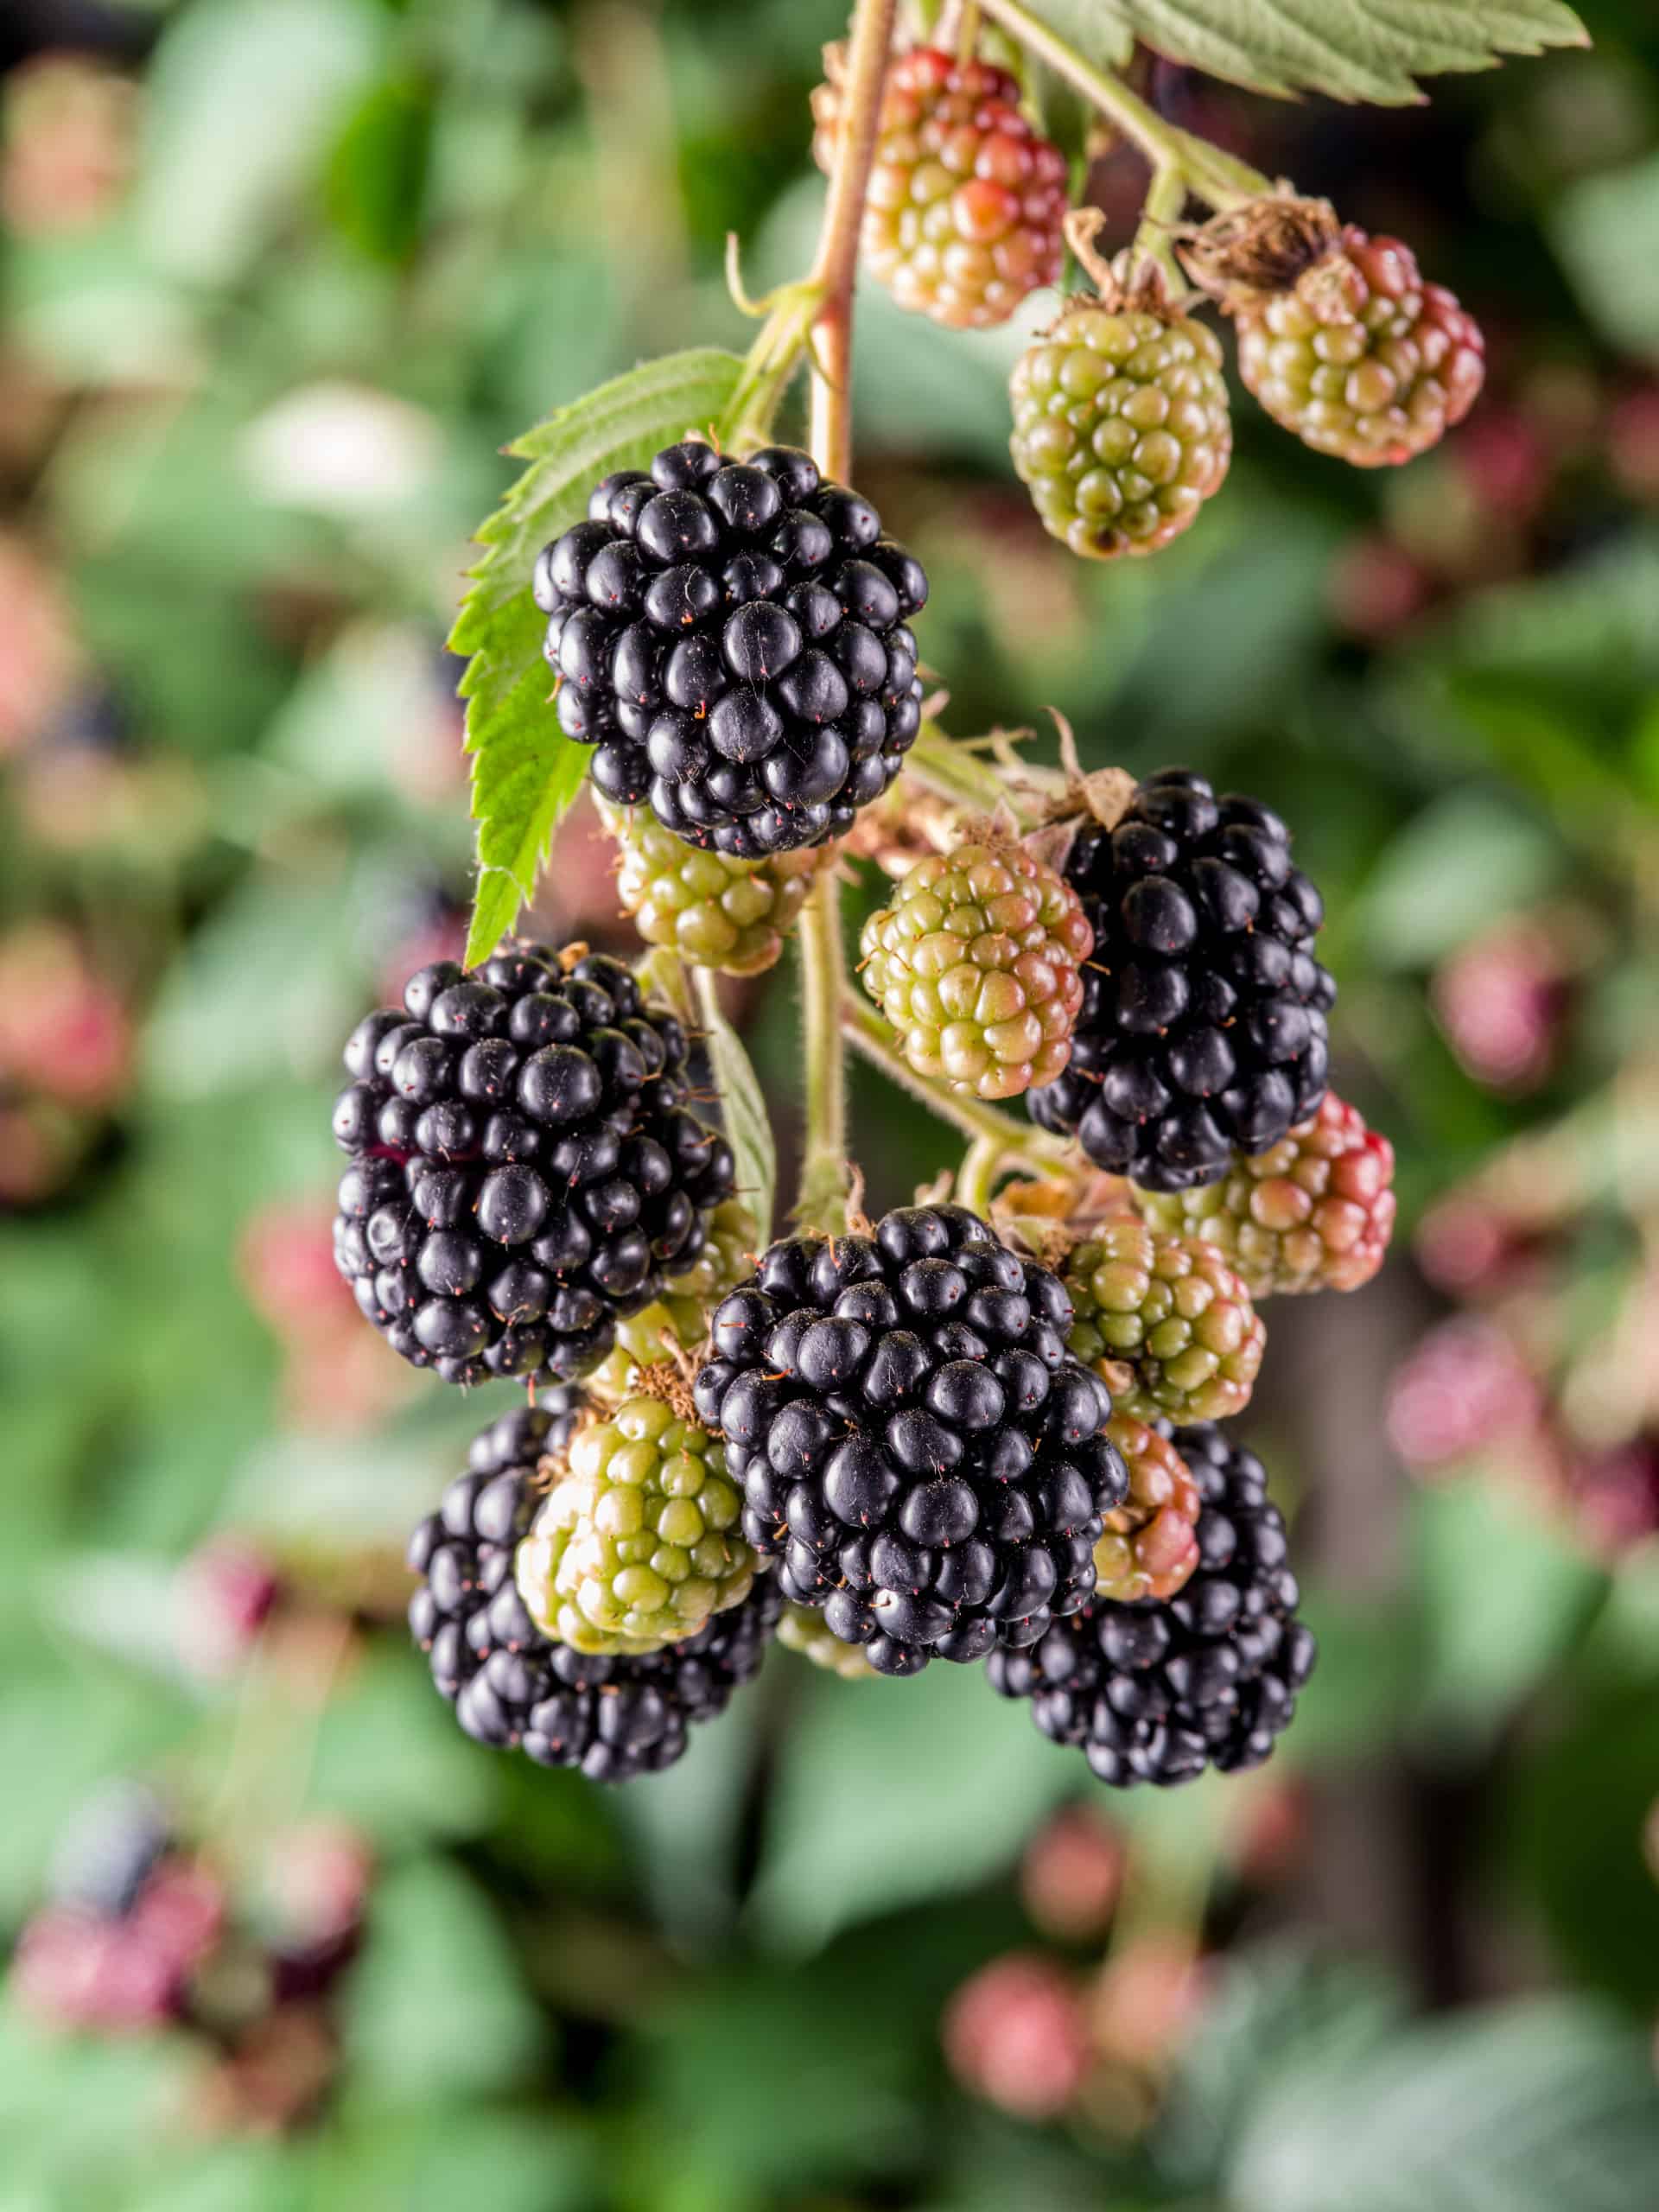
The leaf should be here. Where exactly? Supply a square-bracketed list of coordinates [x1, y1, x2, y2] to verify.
[1048, 0, 1588, 105]
[1552, 150, 1659, 362]
[696, 979, 778, 1240]
[449, 349, 746, 966]
[339, 1855, 548, 2106]
[1229, 1997, 1659, 2212]
[750, 1662, 1075, 1950]
[1355, 786, 1563, 969]
[1016, 0, 1135, 74]
[1408, 1478, 1605, 1754]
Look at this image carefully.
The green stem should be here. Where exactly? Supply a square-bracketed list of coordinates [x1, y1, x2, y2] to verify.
[905, 721, 1055, 823]
[957, 1134, 1003, 1216]
[976, 0, 1274, 211]
[720, 277, 824, 452]
[797, 875, 852, 1231]
[843, 996, 1074, 1169]
[791, 0, 898, 1233]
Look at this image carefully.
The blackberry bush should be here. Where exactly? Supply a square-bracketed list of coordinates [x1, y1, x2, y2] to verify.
[811, 45, 1068, 330]
[331, 942, 734, 1386]
[693, 1204, 1128, 1676]
[1135, 1091, 1396, 1296]
[534, 440, 927, 857]
[406, 1397, 780, 1780]
[1029, 769, 1334, 1191]
[513, 1389, 756, 1653]
[989, 1422, 1315, 1784]
[1062, 1215, 1264, 1425]
[599, 794, 823, 976]
[858, 838, 1094, 1100]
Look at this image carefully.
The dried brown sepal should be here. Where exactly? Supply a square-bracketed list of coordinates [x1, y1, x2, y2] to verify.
[1180, 194, 1363, 324]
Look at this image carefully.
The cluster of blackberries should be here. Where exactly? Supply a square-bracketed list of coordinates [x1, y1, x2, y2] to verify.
[694, 1204, 1128, 1676]
[407, 1395, 780, 1782]
[1030, 771, 1335, 1191]
[989, 1422, 1314, 1784]
[332, 944, 734, 1387]
[535, 440, 927, 858]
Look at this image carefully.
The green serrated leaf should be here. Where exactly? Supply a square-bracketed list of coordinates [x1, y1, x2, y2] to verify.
[1055, 0, 1588, 105]
[450, 348, 745, 963]
[696, 981, 778, 1241]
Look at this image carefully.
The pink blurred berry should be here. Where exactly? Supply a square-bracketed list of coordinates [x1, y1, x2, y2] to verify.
[1568, 1438, 1659, 1555]
[1431, 920, 1568, 1094]
[1327, 531, 1432, 640]
[0, 924, 132, 1109]
[174, 1539, 282, 1680]
[943, 1953, 1091, 2120]
[1387, 1315, 1542, 1471]
[1020, 1808, 1124, 1942]
[1609, 385, 1659, 503]
[238, 1201, 353, 1338]
[1090, 1934, 1205, 2069]
[1414, 1194, 1542, 1299]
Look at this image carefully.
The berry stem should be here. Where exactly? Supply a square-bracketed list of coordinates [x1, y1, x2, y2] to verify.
[842, 995, 1075, 1168]
[792, 0, 898, 1235]
[906, 719, 1056, 824]
[720, 271, 825, 452]
[974, 0, 1273, 211]
[805, 0, 899, 483]
[797, 874, 853, 1233]
[957, 1134, 1003, 1216]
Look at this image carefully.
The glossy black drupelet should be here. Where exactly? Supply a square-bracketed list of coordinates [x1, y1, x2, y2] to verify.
[406, 1395, 781, 1783]
[988, 1421, 1315, 1784]
[692, 1205, 1128, 1677]
[332, 943, 734, 1387]
[534, 440, 928, 858]
[1029, 771, 1334, 1191]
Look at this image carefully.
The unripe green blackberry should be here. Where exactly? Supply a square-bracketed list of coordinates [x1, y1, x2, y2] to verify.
[1010, 296, 1231, 560]
[1063, 1217, 1264, 1425]
[1188, 199, 1484, 467]
[859, 840, 1094, 1101]
[587, 1199, 755, 1408]
[600, 796, 823, 977]
[779, 1601, 878, 1681]
[1133, 1091, 1396, 1298]
[812, 45, 1068, 331]
[1093, 1414, 1200, 1605]
[514, 1393, 755, 1654]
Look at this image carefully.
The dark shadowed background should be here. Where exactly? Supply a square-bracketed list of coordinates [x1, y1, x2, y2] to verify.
[3, 1, 1659, 2206]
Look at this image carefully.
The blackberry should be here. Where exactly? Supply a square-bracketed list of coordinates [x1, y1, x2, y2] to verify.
[1134, 1091, 1396, 1298]
[47, 1780, 173, 1919]
[989, 1422, 1314, 1784]
[858, 839, 1094, 1100]
[534, 440, 927, 858]
[693, 1204, 1128, 1677]
[331, 942, 734, 1387]
[1186, 198, 1484, 467]
[599, 794, 823, 976]
[811, 44, 1068, 331]
[406, 1395, 780, 1782]
[1093, 1413, 1200, 1605]
[1009, 297, 1231, 560]
[514, 1389, 756, 1652]
[778, 1599, 878, 1681]
[1062, 1216, 1264, 1425]
[1028, 771, 1334, 1191]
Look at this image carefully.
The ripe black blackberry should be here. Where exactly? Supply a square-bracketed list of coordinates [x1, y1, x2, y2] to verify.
[332, 942, 734, 1386]
[692, 1204, 1128, 1677]
[533, 439, 928, 858]
[1029, 771, 1334, 1190]
[406, 1395, 781, 1782]
[988, 1421, 1315, 1784]
[47, 1780, 173, 1918]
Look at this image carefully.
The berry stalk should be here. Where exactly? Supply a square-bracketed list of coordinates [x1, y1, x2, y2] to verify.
[794, 0, 899, 1230]
[974, 0, 1274, 213]
[842, 994, 1075, 1168]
